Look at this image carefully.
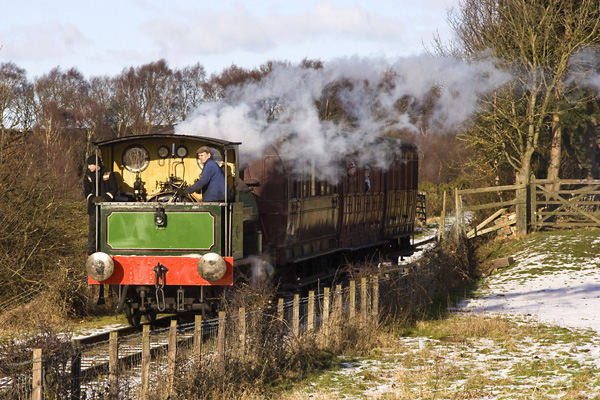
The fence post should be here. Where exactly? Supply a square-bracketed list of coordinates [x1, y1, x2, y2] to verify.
[361, 277, 368, 325]
[516, 183, 528, 237]
[349, 280, 356, 320]
[323, 287, 330, 340]
[108, 331, 118, 399]
[333, 285, 342, 336]
[455, 189, 462, 238]
[193, 314, 202, 364]
[308, 290, 315, 331]
[438, 191, 446, 242]
[140, 324, 150, 400]
[371, 276, 379, 323]
[277, 298, 284, 320]
[70, 339, 81, 400]
[293, 294, 300, 336]
[529, 176, 537, 231]
[32, 348, 42, 400]
[218, 311, 226, 363]
[167, 319, 177, 397]
[239, 307, 246, 356]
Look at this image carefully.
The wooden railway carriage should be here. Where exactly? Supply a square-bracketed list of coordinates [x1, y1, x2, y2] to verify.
[86, 132, 419, 326]
[240, 137, 419, 288]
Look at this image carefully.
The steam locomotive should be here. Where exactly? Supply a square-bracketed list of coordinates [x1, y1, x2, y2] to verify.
[85, 131, 418, 326]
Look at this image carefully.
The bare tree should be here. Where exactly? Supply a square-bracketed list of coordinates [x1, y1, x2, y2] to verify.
[111, 60, 175, 135]
[0, 62, 30, 164]
[34, 67, 88, 145]
[170, 63, 207, 121]
[202, 63, 275, 103]
[132, 59, 173, 134]
[110, 71, 138, 137]
[446, 0, 600, 184]
[82, 76, 115, 153]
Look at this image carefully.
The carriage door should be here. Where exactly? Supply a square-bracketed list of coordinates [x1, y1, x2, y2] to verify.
[289, 168, 338, 258]
[337, 164, 361, 247]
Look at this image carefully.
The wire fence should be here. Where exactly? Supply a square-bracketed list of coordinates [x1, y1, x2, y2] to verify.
[0, 254, 460, 400]
[0, 287, 41, 314]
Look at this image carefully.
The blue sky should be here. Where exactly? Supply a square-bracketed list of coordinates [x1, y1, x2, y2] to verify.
[0, 0, 460, 79]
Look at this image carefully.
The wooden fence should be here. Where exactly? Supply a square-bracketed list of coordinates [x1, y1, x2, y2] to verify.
[416, 192, 426, 223]
[455, 183, 527, 238]
[2, 248, 469, 400]
[454, 178, 600, 239]
[6, 277, 384, 400]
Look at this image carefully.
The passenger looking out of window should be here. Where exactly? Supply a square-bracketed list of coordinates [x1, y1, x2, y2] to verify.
[347, 161, 357, 177]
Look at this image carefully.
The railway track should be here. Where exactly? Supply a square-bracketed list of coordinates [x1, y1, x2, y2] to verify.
[74, 315, 196, 372]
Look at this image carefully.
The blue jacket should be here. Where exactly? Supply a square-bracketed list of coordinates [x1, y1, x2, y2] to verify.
[186, 157, 230, 202]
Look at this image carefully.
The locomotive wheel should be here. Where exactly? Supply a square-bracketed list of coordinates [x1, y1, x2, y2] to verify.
[125, 304, 142, 328]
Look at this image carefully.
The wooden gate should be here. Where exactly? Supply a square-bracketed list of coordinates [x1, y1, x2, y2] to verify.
[453, 179, 600, 240]
[530, 178, 600, 230]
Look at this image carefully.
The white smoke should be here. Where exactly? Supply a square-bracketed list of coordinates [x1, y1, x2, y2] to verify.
[247, 255, 275, 286]
[176, 55, 511, 182]
[565, 47, 600, 95]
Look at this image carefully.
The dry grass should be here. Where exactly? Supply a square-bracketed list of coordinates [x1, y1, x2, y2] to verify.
[274, 312, 600, 399]
[0, 274, 105, 335]
[0, 296, 70, 333]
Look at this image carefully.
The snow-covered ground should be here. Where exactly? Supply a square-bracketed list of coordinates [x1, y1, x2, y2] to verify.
[459, 230, 600, 333]
[290, 229, 600, 399]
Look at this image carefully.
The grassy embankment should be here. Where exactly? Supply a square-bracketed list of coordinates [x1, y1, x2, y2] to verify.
[271, 228, 600, 399]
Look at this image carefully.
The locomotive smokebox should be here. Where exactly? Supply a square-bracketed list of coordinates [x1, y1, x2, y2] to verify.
[197, 252, 227, 282]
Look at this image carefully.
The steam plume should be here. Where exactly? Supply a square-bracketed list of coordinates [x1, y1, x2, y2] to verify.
[565, 47, 600, 95]
[176, 55, 511, 182]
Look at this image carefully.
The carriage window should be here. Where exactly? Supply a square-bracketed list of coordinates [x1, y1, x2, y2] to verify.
[302, 180, 310, 198]
[294, 172, 334, 198]
[364, 166, 371, 192]
[319, 181, 329, 196]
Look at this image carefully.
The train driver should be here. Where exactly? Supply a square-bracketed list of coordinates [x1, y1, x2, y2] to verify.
[181, 146, 230, 202]
[84, 154, 118, 256]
